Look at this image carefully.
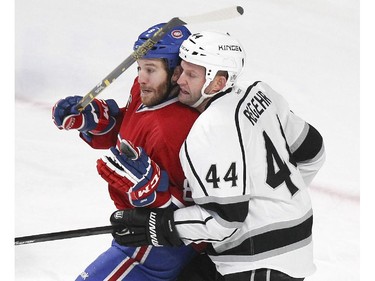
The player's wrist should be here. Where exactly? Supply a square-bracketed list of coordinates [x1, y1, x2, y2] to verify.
[158, 207, 182, 246]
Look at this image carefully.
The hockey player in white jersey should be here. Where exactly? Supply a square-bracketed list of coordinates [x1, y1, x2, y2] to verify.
[107, 31, 325, 281]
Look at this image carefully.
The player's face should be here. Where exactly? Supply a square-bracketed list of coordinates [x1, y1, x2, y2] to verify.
[177, 60, 206, 108]
[137, 59, 169, 106]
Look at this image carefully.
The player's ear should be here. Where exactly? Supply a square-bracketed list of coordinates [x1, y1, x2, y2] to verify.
[217, 75, 227, 90]
[211, 74, 227, 93]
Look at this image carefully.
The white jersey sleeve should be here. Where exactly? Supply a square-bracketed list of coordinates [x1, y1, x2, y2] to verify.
[259, 82, 325, 186]
[175, 81, 325, 278]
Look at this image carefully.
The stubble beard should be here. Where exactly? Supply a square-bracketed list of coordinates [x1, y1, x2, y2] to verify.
[140, 82, 169, 106]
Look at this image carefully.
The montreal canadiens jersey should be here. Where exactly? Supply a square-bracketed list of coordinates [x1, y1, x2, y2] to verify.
[81, 78, 199, 209]
[174, 81, 325, 278]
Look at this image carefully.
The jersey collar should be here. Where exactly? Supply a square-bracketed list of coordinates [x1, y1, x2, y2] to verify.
[204, 88, 233, 110]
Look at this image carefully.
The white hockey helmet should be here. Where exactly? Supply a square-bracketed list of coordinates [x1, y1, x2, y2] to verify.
[179, 31, 246, 93]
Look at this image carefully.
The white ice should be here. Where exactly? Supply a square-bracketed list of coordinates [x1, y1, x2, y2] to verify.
[13, 0, 362, 280]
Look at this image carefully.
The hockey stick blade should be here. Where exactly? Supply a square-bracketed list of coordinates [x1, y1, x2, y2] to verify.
[15, 225, 113, 245]
[180, 6, 244, 24]
[76, 6, 244, 111]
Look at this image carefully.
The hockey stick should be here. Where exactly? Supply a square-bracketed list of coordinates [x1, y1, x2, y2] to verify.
[76, 6, 244, 111]
[15, 225, 113, 245]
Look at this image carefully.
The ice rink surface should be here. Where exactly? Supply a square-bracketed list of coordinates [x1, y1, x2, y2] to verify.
[11, 0, 366, 280]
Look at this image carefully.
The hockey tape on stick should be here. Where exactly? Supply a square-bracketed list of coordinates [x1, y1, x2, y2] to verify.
[76, 6, 244, 111]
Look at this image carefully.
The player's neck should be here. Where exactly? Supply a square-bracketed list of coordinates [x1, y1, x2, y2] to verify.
[196, 99, 211, 113]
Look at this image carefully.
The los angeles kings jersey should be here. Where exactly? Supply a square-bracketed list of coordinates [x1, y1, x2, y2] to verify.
[174, 81, 325, 278]
[81, 78, 199, 209]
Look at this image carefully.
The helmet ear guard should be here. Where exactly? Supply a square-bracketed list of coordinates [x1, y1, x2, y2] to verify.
[134, 23, 191, 70]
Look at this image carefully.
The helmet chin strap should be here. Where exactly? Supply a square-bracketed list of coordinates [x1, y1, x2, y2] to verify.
[191, 94, 208, 108]
[190, 79, 230, 108]
[189, 78, 209, 108]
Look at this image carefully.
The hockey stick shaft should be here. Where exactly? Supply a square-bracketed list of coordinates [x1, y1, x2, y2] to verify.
[76, 17, 184, 111]
[15, 225, 113, 245]
[76, 6, 244, 111]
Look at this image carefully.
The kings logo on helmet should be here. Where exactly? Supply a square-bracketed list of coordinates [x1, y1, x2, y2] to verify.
[218, 45, 242, 52]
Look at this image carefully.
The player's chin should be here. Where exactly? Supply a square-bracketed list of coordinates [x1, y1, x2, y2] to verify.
[141, 90, 155, 101]
[141, 91, 157, 105]
[178, 91, 192, 105]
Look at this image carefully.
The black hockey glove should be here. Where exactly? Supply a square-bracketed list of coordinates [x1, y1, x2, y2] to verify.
[110, 208, 182, 247]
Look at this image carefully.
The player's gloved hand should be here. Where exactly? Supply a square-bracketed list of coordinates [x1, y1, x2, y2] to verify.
[110, 207, 182, 247]
[52, 95, 119, 134]
[97, 139, 169, 207]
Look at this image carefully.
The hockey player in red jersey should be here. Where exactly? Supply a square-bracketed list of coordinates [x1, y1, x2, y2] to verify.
[106, 32, 326, 281]
[52, 24, 202, 280]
